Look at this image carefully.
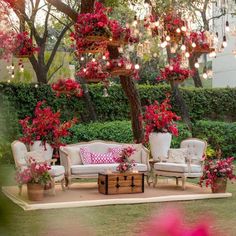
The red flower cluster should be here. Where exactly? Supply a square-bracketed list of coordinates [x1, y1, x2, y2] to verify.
[16, 158, 51, 186]
[14, 32, 39, 57]
[51, 78, 83, 98]
[199, 157, 236, 189]
[116, 146, 136, 173]
[163, 13, 186, 33]
[107, 58, 140, 80]
[19, 101, 77, 149]
[77, 61, 110, 81]
[2, 0, 15, 7]
[142, 95, 180, 143]
[157, 58, 193, 83]
[75, 2, 110, 38]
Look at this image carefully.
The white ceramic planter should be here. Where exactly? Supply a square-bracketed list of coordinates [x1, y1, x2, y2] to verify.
[149, 132, 172, 161]
[30, 141, 54, 161]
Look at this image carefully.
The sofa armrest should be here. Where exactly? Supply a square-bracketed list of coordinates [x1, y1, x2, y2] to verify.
[141, 146, 151, 171]
[59, 147, 72, 177]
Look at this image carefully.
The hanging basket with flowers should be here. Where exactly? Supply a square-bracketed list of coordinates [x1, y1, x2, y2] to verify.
[77, 60, 110, 83]
[14, 32, 39, 58]
[157, 57, 193, 84]
[51, 78, 83, 98]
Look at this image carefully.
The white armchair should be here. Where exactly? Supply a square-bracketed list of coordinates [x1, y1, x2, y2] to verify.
[11, 141, 65, 193]
[153, 138, 207, 190]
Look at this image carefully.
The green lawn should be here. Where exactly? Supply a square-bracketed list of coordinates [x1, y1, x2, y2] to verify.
[1, 165, 236, 236]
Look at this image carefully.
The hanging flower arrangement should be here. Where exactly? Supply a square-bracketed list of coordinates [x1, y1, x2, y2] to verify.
[75, 2, 111, 41]
[157, 58, 193, 83]
[14, 32, 39, 58]
[51, 78, 83, 98]
[187, 31, 214, 54]
[77, 60, 110, 83]
[106, 58, 140, 80]
[2, 0, 15, 8]
[142, 95, 181, 143]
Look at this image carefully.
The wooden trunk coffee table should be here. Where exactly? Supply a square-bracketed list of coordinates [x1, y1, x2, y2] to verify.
[98, 172, 144, 195]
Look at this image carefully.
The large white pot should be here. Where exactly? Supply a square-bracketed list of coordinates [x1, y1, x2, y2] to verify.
[29, 141, 54, 161]
[149, 132, 172, 161]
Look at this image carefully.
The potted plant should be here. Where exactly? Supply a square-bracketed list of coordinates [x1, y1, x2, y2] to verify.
[19, 101, 77, 159]
[116, 146, 136, 173]
[16, 158, 51, 201]
[199, 157, 236, 193]
[142, 95, 180, 161]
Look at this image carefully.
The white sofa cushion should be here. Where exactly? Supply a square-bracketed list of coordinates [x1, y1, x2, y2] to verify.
[154, 162, 202, 173]
[167, 148, 188, 164]
[63, 147, 82, 165]
[71, 163, 148, 175]
[49, 165, 65, 177]
[25, 150, 45, 163]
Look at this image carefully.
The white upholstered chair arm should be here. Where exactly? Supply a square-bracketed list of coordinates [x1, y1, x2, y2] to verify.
[59, 148, 71, 177]
[141, 147, 151, 171]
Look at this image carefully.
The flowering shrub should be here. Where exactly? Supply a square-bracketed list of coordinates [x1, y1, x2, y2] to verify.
[142, 95, 181, 143]
[199, 157, 236, 189]
[77, 61, 110, 82]
[19, 101, 77, 149]
[14, 31, 39, 57]
[116, 146, 136, 173]
[75, 2, 111, 38]
[51, 78, 83, 98]
[157, 58, 193, 83]
[107, 58, 140, 80]
[16, 158, 51, 186]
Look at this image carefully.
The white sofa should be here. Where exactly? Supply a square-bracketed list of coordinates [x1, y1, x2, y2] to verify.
[59, 140, 151, 187]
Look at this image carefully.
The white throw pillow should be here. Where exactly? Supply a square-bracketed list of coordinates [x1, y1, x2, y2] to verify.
[66, 148, 82, 165]
[25, 150, 45, 164]
[167, 148, 188, 164]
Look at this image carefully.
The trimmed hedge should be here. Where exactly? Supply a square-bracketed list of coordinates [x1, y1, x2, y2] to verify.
[193, 120, 236, 158]
[0, 83, 236, 122]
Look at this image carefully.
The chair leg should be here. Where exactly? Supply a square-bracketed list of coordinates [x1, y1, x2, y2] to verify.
[65, 176, 71, 189]
[146, 174, 152, 186]
[176, 177, 179, 186]
[153, 174, 158, 187]
[61, 177, 66, 191]
[182, 176, 186, 190]
[51, 179, 56, 195]
[18, 185, 22, 196]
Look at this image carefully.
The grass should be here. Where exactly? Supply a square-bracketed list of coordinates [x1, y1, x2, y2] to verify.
[1, 165, 236, 236]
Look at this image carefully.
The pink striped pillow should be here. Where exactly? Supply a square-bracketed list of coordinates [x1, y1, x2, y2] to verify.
[80, 147, 92, 164]
[91, 151, 115, 164]
[108, 147, 123, 162]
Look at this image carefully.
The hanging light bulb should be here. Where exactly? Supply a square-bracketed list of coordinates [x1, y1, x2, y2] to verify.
[161, 41, 167, 48]
[7, 79, 11, 83]
[176, 28, 181, 33]
[20, 65, 24, 73]
[185, 52, 190, 58]
[134, 59, 140, 70]
[118, 47, 124, 53]
[11, 62, 14, 70]
[132, 16, 138, 27]
[102, 55, 106, 60]
[35, 84, 38, 88]
[170, 47, 176, 53]
[83, 68, 87, 72]
[154, 21, 159, 27]
[194, 62, 200, 68]
[181, 26, 187, 32]
[153, 53, 158, 57]
[222, 35, 227, 48]
[103, 88, 109, 97]
[191, 42, 196, 48]
[106, 61, 110, 66]
[169, 65, 174, 70]
[181, 44, 186, 51]
[92, 58, 96, 62]
[211, 51, 216, 57]
[226, 21, 230, 32]
[166, 36, 171, 41]
[80, 56, 85, 61]
[109, 38, 113, 42]
[203, 73, 208, 79]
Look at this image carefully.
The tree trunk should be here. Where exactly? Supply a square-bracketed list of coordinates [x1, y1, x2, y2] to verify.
[189, 55, 203, 88]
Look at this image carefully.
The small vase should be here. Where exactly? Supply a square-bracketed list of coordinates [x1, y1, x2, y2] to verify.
[149, 132, 172, 161]
[27, 183, 44, 201]
[211, 177, 227, 193]
[30, 141, 54, 161]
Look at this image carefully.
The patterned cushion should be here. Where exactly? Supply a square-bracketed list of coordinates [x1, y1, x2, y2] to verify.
[167, 148, 188, 164]
[80, 147, 92, 165]
[91, 151, 115, 164]
[108, 147, 122, 162]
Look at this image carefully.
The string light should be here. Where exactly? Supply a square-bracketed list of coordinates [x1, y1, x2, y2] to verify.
[191, 42, 196, 48]
[226, 21, 230, 32]
[80, 56, 85, 61]
[103, 88, 109, 97]
[20, 65, 24, 73]
[153, 53, 158, 57]
[35, 84, 38, 88]
[161, 41, 167, 48]
[102, 55, 106, 60]
[176, 28, 181, 33]
[170, 47, 176, 53]
[166, 36, 171, 41]
[194, 62, 200, 68]
[181, 26, 187, 32]
[181, 45, 186, 51]
[7, 79, 10, 83]
[203, 73, 208, 79]
[92, 58, 96, 62]
[83, 68, 87, 72]
[134, 59, 140, 70]
[222, 35, 227, 48]
[185, 52, 190, 58]
[132, 16, 138, 27]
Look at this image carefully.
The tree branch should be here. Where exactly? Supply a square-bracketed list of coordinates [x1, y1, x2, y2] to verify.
[46, 21, 74, 71]
[43, 4, 51, 41]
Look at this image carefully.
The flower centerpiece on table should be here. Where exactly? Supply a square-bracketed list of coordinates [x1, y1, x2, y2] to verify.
[77, 60, 110, 83]
[75, 2, 111, 40]
[142, 95, 181, 143]
[14, 31, 39, 58]
[157, 58, 193, 84]
[199, 157, 236, 193]
[19, 101, 77, 150]
[116, 146, 136, 173]
[51, 78, 83, 98]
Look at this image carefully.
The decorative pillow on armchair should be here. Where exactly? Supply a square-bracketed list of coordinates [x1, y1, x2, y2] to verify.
[90, 151, 115, 164]
[167, 148, 188, 164]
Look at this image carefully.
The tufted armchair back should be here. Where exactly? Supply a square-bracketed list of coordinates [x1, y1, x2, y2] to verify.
[180, 138, 207, 165]
[11, 141, 28, 168]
